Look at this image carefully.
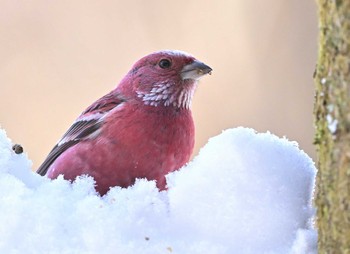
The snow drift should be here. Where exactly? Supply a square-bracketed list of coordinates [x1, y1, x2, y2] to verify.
[0, 127, 317, 253]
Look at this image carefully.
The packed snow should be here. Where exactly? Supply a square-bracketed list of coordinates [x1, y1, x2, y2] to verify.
[0, 127, 317, 254]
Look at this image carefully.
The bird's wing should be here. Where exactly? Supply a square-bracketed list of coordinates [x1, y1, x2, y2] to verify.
[37, 91, 126, 176]
[80, 91, 126, 116]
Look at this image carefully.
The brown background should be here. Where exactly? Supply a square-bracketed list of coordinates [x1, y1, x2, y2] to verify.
[0, 1, 317, 169]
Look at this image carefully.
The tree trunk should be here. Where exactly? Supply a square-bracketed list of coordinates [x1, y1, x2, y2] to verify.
[314, 0, 350, 253]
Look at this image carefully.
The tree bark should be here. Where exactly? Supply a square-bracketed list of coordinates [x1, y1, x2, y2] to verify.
[314, 0, 350, 253]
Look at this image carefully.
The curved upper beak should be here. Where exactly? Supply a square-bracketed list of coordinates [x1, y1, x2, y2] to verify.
[181, 60, 212, 80]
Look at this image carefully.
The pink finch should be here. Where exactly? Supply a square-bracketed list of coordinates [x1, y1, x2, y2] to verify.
[37, 50, 212, 195]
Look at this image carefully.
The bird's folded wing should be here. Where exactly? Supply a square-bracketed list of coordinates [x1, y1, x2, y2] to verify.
[80, 91, 126, 116]
[36, 91, 126, 176]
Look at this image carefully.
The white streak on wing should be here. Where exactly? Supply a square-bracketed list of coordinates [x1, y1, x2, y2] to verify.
[85, 127, 102, 140]
[57, 102, 125, 146]
[73, 102, 125, 125]
[76, 112, 105, 122]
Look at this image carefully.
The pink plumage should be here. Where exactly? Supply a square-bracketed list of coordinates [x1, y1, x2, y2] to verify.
[37, 50, 212, 195]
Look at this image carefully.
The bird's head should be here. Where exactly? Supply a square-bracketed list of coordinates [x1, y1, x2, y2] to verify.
[118, 50, 212, 109]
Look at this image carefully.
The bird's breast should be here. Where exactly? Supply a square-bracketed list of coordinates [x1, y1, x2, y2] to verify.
[96, 103, 195, 188]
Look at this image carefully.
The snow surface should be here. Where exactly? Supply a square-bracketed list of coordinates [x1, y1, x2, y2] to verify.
[0, 127, 317, 254]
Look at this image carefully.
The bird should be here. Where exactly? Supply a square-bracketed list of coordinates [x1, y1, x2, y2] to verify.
[37, 50, 212, 195]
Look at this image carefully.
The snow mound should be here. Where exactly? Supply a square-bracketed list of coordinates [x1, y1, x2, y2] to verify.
[0, 127, 317, 254]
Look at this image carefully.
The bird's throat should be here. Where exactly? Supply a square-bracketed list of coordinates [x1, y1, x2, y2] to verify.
[136, 81, 198, 109]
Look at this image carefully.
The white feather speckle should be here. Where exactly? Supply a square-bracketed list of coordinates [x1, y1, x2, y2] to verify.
[136, 81, 197, 109]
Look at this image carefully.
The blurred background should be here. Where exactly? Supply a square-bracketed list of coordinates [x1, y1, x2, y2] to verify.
[0, 1, 317, 169]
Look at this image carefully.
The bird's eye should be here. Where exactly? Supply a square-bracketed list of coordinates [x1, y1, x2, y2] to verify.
[158, 59, 171, 69]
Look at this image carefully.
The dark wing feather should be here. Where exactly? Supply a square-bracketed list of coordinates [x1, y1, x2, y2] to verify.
[36, 140, 79, 176]
[81, 91, 126, 115]
[36, 120, 103, 176]
[37, 91, 126, 176]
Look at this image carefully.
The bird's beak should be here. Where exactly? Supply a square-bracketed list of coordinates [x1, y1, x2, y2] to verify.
[181, 60, 212, 80]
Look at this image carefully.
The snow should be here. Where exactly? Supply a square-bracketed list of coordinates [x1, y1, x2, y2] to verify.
[0, 127, 317, 254]
[326, 114, 338, 134]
